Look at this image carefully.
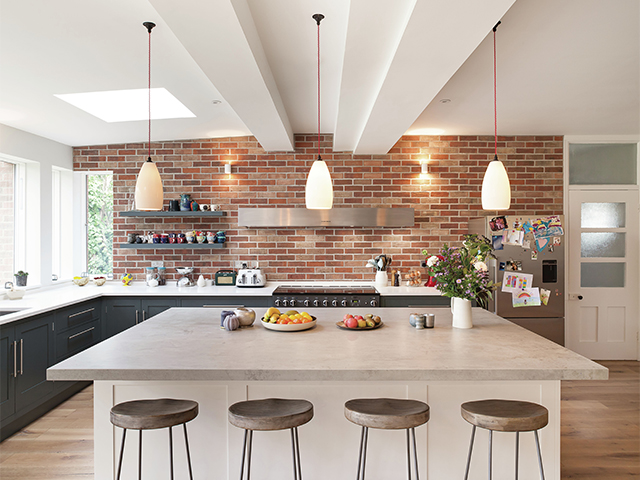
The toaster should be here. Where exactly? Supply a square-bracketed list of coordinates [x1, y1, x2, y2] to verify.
[236, 268, 267, 288]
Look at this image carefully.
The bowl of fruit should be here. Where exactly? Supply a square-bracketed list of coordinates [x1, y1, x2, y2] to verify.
[261, 308, 316, 332]
[337, 313, 383, 330]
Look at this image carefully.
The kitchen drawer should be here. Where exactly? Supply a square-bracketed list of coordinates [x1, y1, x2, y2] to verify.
[54, 300, 101, 333]
[179, 296, 269, 308]
[55, 319, 101, 362]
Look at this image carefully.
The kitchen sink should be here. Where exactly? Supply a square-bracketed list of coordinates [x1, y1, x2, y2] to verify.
[0, 308, 26, 317]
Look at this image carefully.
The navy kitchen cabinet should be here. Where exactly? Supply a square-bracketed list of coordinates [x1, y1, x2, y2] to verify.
[179, 296, 269, 308]
[0, 326, 16, 422]
[104, 297, 179, 338]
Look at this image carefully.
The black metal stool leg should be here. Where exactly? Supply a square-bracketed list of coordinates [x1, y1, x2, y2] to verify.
[183, 423, 194, 480]
[356, 426, 365, 480]
[515, 431, 519, 480]
[488, 430, 493, 480]
[463, 425, 476, 480]
[406, 429, 412, 480]
[116, 429, 127, 480]
[138, 429, 143, 480]
[169, 426, 174, 480]
[411, 427, 419, 480]
[294, 427, 302, 480]
[361, 427, 369, 480]
[290, 428, 298, 480]
[240, 429, 248, 480]
[534, 430, 546, 480]
[247, 429, 253, 480]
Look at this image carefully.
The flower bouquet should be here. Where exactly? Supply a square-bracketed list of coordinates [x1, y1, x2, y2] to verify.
[422, 234, 498, 309]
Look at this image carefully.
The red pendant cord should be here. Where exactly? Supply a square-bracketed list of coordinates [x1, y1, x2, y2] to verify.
[148, 28, 152, 160]
[493, 26, 498, 158]
[317, 22, 321, 159]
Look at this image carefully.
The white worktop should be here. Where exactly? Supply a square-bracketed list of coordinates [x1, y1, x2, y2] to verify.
[0, 281, 439, 325]
[47, 307, 607, 382]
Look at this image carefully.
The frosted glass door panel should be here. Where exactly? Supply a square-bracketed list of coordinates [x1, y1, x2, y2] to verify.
[581, 232, 626, 257]
[581, 203, 626, 228]
[569, 144, 637, 185]
[581, 263, 625, 288]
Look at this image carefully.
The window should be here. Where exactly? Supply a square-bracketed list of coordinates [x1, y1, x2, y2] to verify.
[86, 173, 113, 275]
[0, 160, 15, 282]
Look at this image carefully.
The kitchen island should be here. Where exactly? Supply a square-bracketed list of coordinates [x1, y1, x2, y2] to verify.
[48, 307, 606, 480]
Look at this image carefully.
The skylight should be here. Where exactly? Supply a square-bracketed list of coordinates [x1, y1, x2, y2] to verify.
[55, 88, 195, 123]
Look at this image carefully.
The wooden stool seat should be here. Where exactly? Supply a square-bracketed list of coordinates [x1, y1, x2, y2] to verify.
[461, 399, 548, 432]
[110, 398, 199, 430]
[344, 398, 430, 430]
[228, 398, 314, 431]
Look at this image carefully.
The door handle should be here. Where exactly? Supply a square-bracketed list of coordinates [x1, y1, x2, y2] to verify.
[12, 340, 17, 378]
[135, 310, 139, 325]
[578, 295, 583, 300]
[68, 326, 95, 340]
[68, 307, 95, 319]
[142, 310, 146, 322]
[19, 338, 23, 375]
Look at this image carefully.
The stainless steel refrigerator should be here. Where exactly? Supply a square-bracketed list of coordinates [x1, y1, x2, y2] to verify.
[468, 215, 565, 345]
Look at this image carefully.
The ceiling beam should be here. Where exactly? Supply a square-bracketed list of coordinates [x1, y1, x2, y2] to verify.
[149, 0, 294, 151]
[351, 0, 517, 154]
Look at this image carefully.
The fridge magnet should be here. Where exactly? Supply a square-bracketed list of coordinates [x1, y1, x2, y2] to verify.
[531, 250, 538, 261]
[549, 245, 554, 253]
[522, 239, 531, 250]
[505, 260, 523, 272]
[492, 235, 504, 250]
[502, 272, 534, 292]
[540, 288, 551, 306]
[499, 262, 506, 271]
[512, 288, 542, 307]
[503, 228, 524, 246]
[553, 236, 561, 246]
[489, 216, 508, 232]
[512, 217, 523, 230]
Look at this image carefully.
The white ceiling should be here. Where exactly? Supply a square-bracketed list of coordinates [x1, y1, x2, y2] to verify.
[0, 0, 638, 152]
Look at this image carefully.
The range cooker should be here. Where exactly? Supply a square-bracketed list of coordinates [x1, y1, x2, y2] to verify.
[272, 285, 380, 308]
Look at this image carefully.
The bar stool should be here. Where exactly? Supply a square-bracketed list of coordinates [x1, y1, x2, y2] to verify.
[461, 399, 548, 480]
[110, 398, 198, 480]
[344, 398, 430, 480]
[228, 398, 314, 480]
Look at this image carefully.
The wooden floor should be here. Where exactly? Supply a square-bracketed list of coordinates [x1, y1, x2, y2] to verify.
[0, 361, 637, 479]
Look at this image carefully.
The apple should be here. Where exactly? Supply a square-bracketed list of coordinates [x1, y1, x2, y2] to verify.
[345, 317, 358, 329]
[354, 315, 364, 321]
[343, 313, 353, 322]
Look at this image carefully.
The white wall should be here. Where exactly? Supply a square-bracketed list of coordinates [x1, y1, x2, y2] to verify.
[0, 124, 73, 286]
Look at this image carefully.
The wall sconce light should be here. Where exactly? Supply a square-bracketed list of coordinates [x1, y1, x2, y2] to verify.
[421, 162, 428, 175]
[224, 163, 232, 175]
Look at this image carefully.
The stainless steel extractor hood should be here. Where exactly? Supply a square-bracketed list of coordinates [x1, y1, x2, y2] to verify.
[237, 208, 414, 228]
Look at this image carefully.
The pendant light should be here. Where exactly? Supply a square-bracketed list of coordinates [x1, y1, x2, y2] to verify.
[305, 13, 333, 210]
[134, 21, 164, 211]
[481, 21, 511, 210]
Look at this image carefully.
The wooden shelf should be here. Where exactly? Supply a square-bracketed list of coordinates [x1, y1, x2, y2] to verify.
[120, 211, 226, 218]
[118, 243, 226, 250]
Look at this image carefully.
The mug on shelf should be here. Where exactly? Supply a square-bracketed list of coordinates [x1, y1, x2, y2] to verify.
[180, 194, 191, 211]
[161, 234, 169, 244]
[127, 233, 137, 244]
[152, 233, 161, 244]
[210, 204, 221, 211]
[200, 204, 210, 211]
[169, 200, 180, 211]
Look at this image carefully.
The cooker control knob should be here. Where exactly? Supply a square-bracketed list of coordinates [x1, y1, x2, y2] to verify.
[304, 299, 310, 307]
[322, 299, 328, 307]
[331, 299, 337, 307]
[341, 299, 347, 307]
[313, 299, 319, 307]
[282, 299, 288, 307]
[274, 299, 281, 307]
[290, 299, 296, 307]
[370, 299, 378, 307]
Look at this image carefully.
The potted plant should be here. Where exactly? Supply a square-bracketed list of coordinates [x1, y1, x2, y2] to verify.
[15, 271, 28, 287]
[422, 234, 498, 329]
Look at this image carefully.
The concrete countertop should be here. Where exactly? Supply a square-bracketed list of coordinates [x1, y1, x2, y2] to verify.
[0, 281, 440, 326]
[47, 307, 607, 382]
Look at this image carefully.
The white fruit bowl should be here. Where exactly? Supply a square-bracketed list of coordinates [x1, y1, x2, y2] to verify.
[260, 317, 317, 332]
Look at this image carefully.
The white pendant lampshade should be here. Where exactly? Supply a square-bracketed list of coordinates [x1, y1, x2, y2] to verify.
[305, 158, 333, 209]
[135, 159, 163, 211]
[481, 157, 511, 210]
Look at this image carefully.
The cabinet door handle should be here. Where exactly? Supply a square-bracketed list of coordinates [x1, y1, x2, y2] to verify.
[19, 338, 23, 375]
[68, 307, 95, 319]
[135, 310, 139, 325]
[203, 305, 245, 308]
[142, 310, 146, 322]
[68, 326, 95, 340]
[12, 340, 17, 378]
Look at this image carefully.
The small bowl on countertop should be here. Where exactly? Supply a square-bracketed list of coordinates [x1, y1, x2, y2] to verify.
[93, 277, 106, 286]
[6, 289, 25, 300]
[73, 277, 89, 286]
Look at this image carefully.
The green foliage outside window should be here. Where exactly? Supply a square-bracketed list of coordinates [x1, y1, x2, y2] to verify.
[87, 174, 113, 275]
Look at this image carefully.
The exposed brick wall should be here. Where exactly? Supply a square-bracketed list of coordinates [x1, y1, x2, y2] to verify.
[0, 161, 14, 283]
[73, 134, 563, 282]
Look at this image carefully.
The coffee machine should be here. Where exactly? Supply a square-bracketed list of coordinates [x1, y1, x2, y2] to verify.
[235, 261, 267, 288]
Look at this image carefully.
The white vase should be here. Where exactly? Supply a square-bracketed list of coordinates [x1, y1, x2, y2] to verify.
[375, 270, 388, 288]
[451, 297, 473, 329]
